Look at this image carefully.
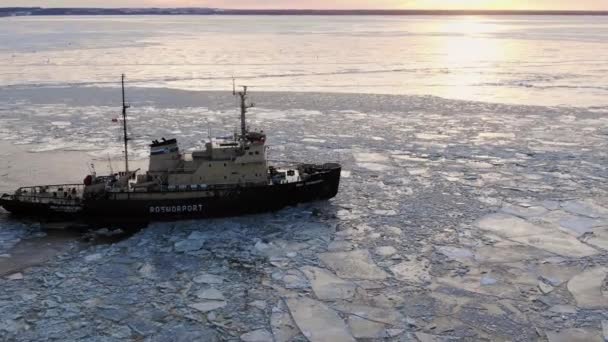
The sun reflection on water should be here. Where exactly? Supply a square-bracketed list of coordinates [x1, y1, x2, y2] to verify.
[427, 17, 521, 101]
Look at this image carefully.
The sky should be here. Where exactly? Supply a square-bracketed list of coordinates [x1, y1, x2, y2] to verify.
[4, 0, 607, 11]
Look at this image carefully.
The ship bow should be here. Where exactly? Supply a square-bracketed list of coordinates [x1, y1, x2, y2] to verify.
[321, 163, 341, 199]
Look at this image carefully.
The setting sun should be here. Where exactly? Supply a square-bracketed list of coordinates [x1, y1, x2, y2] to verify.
[400, 0, 524, 10]
[392, 0, 608, 10]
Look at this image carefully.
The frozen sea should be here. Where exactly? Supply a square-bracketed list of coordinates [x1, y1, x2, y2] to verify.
[0, 15, 607, 106]
[1, 15, 608, 342]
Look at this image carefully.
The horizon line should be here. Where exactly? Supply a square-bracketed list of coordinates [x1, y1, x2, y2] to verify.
[1, 8, 607, 16]
[2, 7, 608, 12]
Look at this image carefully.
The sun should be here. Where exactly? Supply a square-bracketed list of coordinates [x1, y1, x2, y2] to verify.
[399, 0, 521, 10]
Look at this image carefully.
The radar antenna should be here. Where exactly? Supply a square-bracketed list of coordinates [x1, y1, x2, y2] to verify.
[236, 85, 254, 138]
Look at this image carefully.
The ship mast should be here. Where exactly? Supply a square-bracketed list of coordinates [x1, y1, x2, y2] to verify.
[121, 74, 130, 175]
[238, 85, 254, 138]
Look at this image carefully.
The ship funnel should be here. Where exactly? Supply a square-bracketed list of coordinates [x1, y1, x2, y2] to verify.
[149, 138, 180, 172]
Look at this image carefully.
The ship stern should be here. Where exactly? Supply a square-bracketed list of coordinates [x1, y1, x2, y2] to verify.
[0, 194, 19, 214]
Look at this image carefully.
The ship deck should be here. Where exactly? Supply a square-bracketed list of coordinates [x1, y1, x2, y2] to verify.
[5, 184, 85, 207]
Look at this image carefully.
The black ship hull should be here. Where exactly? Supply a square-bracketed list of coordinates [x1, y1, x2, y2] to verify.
[0, 164, 341, 221]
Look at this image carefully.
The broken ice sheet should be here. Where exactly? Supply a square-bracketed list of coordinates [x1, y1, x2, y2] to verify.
[271, 301, 299, 342]
[474, 241, 553, 263]
[347, 315, 388, 339]
[546, 328, 604, 342]
[285, 297, 355, 342]
[189, 300, 227, 313]
[585, 227, 608, 251]
[539, 210, 604, 237]
[435, 246, 475, 264]
[300, 266, 356, 300]
[567, 267, 608, 309]
[533, 263, 583, 286]
[561, 199, 608, 218]
[500, 203, 548, 218]
[319, 249, 388, 280]
[433, 267, 526, 299]
[389, 258, 431, 284]
[353, 152, 393, 172]
[476, 213, 599, 258]
[333, 303, 405, 326]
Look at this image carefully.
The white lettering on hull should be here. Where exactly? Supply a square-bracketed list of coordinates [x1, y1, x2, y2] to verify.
[49, 206, 81, 213]
[149, 204, 204, 214]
